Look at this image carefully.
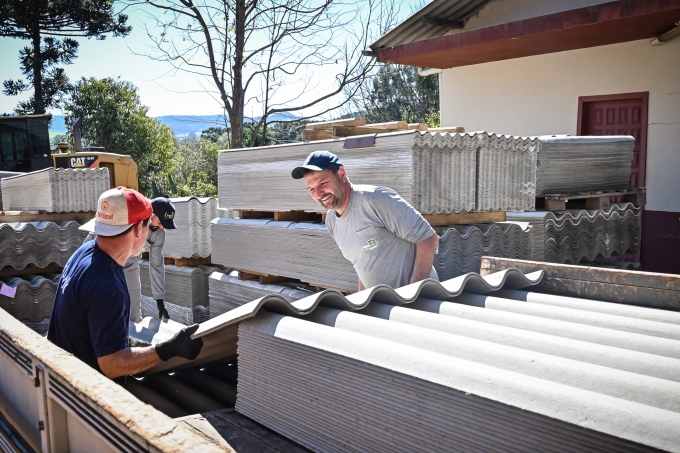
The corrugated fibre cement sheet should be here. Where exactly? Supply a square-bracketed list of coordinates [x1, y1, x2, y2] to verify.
[233, 274, 680, 452]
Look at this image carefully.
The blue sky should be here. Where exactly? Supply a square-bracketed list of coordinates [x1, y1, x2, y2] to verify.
[0, 2, 419, 117]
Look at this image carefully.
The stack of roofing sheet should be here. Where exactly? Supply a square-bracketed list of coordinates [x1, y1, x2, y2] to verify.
[476, 133, 538, 212]
[234, 271, 680, 453]
[211, 218, 358, 291]
[434, 222, 533, 280]
[218, 130, 479, 214]
[507, 203, 640, 263]
[140, 296, 195, 326]
[208, 271, 313, 317]
[216, 208, 239, 219]
[163, 197, 218, 259]
[536, 136, 634, 195]
[0, 274, 60, 324]
[212, 218, 535, 291]
[0, 221, 87, 269]
[140, 261, 221, 323]
[1, 167, 109, 212]
[0, 171, 23, 210]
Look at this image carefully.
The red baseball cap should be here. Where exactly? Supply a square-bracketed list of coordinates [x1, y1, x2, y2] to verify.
[80, 187, 153, 236]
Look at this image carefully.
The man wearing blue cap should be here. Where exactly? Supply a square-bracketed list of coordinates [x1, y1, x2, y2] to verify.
[124, 197, 177, 322]
[293, 151, 439, 290]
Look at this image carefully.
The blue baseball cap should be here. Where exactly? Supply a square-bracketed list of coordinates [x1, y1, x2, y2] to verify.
[151, 197, 177, 229]
[291, 151, 343, 179]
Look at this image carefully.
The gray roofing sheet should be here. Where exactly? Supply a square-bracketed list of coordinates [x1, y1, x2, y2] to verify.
[236, 268, 680, 452]
[370, 0, 492, 50]
[134, 266, 680, 451]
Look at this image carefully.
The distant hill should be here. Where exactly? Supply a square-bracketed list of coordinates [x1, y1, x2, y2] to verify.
[49, 113, 298, 137]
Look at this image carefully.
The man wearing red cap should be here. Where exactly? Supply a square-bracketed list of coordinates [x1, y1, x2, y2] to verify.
[47, 187, 203, 384]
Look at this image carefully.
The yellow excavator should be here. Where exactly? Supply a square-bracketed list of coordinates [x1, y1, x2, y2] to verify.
[0, 114, 138, 191]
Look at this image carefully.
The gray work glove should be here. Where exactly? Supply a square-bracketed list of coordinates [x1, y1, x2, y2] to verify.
[129, 337, 151, 348]
[155, 324, 203, 362]
[156, 299, 170, 321]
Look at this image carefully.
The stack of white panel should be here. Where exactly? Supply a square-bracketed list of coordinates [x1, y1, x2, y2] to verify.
[476, 133, 538, 212]
[208, 271, 313, 316]
[434, 223, 533, 280]
[212, 218, 535, 291]
[0, 274, 60, 323]
[536, 136, 634, 195]
[1, 167, 109, 212]
[0, 221, 87, 269]
[218, 130, 481, 215]
[211, 218, 358, 292]
[234, 270, 680, 453]
[410, 131, 477, 213]
[507, 203, 640, 263]
[140, 261, 223, 323]
[163, 197, 218, 259]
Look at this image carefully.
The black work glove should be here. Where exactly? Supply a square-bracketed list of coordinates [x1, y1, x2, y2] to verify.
[129, 337, 151, 348]
[155, 324, 203, 362]
[156, 299, 170, 321]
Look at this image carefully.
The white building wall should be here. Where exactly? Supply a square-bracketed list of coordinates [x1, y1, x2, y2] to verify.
[440, 38, 680, 212]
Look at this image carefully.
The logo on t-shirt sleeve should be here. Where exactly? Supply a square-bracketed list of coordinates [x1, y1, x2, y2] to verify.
[361, 238, 379, 252]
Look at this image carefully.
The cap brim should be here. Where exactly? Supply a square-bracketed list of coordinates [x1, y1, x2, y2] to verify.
[160, 218, 177, 230]
[79, 218, 133, 237]
[291, 165, 325, 179]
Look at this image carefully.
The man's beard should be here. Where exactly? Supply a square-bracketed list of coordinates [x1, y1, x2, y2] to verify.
[318, 186, 346, 209]
[318, 193, 338, 209]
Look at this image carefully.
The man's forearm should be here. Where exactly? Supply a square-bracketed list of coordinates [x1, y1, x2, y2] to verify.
[410, 233, 439, 283]
[98, 346, 163, 379]
[359, 279, 365, 291]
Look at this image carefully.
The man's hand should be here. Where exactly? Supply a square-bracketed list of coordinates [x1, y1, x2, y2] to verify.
[156, 299, 170, 320]
[155, 324, 203, 362]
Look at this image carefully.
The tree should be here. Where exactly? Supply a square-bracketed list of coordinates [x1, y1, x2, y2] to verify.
[137, 0, 398, 149]
[159, 138, 219, 198]
[345, 63, 439, 125]
[0, 0, 131, 114]
[64, 77, 175, 196]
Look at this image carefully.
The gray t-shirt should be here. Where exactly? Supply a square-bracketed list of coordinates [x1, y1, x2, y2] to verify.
[326, 184, 438, 289]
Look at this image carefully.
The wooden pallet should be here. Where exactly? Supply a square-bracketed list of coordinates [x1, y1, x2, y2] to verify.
[235, 268, 356, 294]
[0, 210, 95, 223]
[163, 256, 212, 266]
[236, 269, 296, 285]
[0, 264, 64, 277]
[238, 209, 505, 226]
[238, 209, 326, 223]
[302, 118, 464, 141]
[538, 188, 646, 211]
[423, 211, 506, 226]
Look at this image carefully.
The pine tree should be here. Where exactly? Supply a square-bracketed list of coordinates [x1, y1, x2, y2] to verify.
[0, 0, 131, 114]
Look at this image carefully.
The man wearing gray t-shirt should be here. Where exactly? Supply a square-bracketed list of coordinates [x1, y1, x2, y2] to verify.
[292, 151, 439, 290]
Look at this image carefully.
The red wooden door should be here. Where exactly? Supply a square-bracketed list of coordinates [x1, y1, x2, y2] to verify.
[577, 92, 649, 264]
[583, 98, 645, 188]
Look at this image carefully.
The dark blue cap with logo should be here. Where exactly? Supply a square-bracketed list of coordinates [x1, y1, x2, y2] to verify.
[151, 197, 177, 229]
[291, 151, 343, 179]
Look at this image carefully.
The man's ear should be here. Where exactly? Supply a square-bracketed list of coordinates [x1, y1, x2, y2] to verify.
[133, 221, 144, 238]
[337, 167, 347, 179]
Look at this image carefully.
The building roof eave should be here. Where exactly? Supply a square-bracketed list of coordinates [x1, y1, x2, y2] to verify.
[375, 0, 680, 69]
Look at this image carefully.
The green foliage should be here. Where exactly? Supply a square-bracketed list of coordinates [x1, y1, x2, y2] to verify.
[158, 138, 219, 198]
[201, 120, 308, 149]
[425, 110, 441, 128]
[353, 64, 439, 124]
[0, 0, 130, 114]
[200, 127, 230, 149]
[51, 133, 67, 145]
[64, 77, 174, 196]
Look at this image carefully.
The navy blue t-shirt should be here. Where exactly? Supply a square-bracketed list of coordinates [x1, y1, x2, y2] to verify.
[47, 240, 130, 384]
